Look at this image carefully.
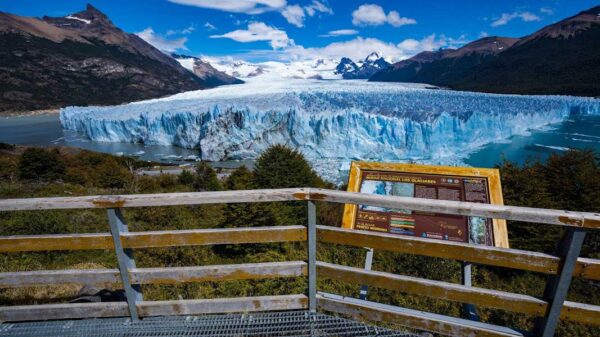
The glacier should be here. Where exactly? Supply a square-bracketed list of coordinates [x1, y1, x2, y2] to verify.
[60, 79, 600, 183]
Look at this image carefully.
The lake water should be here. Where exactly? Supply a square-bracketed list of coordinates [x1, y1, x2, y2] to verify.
[1, 113, 599, 174]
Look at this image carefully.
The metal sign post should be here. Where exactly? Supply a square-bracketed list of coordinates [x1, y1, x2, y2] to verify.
[359, 248, 374, 300]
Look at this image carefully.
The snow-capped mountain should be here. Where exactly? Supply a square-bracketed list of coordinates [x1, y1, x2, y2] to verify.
[171, 54, 243, 86]
[201, 57, 341, 81]
[335, 52, 391, 79]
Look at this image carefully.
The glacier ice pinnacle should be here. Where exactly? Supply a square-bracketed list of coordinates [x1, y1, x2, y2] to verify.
[60, 79, 600, 183]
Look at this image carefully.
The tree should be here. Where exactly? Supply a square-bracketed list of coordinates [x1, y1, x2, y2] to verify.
[216, 166, 278, 256]
[18, 148, 65, 181]
[253, 145, 325, 226]
[94, 159, 133, 189]
[178, 169, 195, 186]
[194, 162, 221, 191]
[253, 145, 323, 188]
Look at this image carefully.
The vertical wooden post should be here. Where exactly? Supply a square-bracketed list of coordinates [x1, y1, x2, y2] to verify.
[307, 201, 317, 312]
[107, 208, 143, 321]
[534, 228, 586, 337]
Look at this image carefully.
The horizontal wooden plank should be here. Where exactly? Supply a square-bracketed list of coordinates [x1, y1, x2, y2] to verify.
[318, 262, 600, 326]
[0, 233, 113, 253]
[573, 257, 600, 281]
[0, 188, 307, 211]
[0, 269, 120, 288]
[561, 301, 600, 326]
[0, 302, 128, 322]
[130, 261, 307, 284]
[137, 294, 308, 317]
[307, 189, 600, 229]
[317, 261, 547, 316]
[317, 226, 560, 275]
[317, 293, 523, 337]
[122, 226, 307, 249]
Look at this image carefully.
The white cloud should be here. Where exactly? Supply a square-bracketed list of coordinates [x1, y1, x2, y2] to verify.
[261, 34, 456, 63]
[305, 0, 333, 16]
[319, 29, 359, 37]
[136, 27, 188, 52]
[478, 31, 489, 38]
[352, 4, 416, 27]
[204, 22, 217, 31]
[210, 21, 294, 49]
[386, 10, 417, 27]
[281, 1, 333, 27]
[282, 5, 305, 27]
[540, 7, 554, 15]
[166, 24, 196, 36]
[167, 0, 286, 14]
[491, 11, 541, 27]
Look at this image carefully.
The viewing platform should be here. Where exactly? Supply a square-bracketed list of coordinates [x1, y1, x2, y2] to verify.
[0, 188, 599, 336]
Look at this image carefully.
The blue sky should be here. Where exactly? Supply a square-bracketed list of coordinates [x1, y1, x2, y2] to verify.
[1, 0, 597, 62]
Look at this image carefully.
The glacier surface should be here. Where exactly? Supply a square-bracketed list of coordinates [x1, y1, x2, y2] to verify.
[60, 79, 600, 183]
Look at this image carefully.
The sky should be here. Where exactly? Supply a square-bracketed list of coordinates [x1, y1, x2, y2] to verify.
[1, 0, 597, 62]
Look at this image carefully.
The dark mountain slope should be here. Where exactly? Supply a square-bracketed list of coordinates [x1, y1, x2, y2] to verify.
[370, 6, 600, 96]
[0, 5, 204, 112]
[171, 54, 243, 87]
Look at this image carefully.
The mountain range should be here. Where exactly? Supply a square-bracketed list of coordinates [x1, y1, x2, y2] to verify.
[334, 52, 390, 79]
[0, 5, 238, 112]
[171, 54, 243, 87]
[370, 6, 600, 97]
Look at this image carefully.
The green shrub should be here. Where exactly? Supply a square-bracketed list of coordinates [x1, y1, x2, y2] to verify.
[18, 148, 65, 181]
[195, 162, 221, 191]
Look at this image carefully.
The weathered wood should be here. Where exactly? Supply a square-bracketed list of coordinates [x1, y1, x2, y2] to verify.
[318, 262, 600, 325]
[317, 293, 523, 337]
[0, 233, 113, 252]
[573, 257, 600, 281]
[0, 269, 120, 288]
[122, 226, 307, 248]
[130, 261, 307, 284]
[0, 302, 128, 322]
[0, 188, 308, 211]
[561, 301, 600, 326]
[306, 189, 600, 229]
[317, 261, 547, 316]
[317, 226, 560, 275]
[137, 295, 308, 317]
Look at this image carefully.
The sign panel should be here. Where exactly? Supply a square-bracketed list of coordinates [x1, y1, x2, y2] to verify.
[342, 162, 509, 248]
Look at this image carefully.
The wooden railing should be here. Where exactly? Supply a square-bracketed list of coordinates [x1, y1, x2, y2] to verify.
[0, 188, 599, 337]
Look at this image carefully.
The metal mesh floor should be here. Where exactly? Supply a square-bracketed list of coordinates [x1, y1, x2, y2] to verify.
[0, 311, 417, 337]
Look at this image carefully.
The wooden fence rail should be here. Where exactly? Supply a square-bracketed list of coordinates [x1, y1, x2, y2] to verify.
[0, 188, 599, 336]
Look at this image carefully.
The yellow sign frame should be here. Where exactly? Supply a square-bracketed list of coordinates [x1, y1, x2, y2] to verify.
[342, 161, 509, 248]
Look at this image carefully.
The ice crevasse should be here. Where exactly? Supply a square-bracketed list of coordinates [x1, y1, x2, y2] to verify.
[60, 80, 600, 182]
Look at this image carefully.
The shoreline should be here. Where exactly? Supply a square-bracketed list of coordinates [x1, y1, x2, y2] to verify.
[0, 108, 60, 117]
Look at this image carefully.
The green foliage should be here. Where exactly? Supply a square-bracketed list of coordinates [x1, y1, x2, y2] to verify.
[0, 142, 15, 151]
[18, 148, 65, 181]
[94, 158, 133, 189]
[499, 150, 600, 255]
[253, 144, 323, 188]
[178, 169, 195, 186]
[195, 162, 221, 191]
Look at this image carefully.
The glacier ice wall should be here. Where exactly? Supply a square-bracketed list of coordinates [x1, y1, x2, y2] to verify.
[60, 80, 600, 182]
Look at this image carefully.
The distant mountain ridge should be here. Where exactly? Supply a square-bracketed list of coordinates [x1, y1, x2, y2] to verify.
[371, 6, 600, 97]
[0, 5, 215, 112]
[171, 54, 243, 87]
[335, 52, 390, 79]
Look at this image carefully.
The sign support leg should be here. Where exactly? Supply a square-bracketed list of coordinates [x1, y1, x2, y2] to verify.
[359, 248, 374, 300]
[461, 262, 480, 321]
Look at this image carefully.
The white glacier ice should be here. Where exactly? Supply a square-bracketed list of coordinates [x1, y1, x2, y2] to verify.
[60, 79, 600, 183]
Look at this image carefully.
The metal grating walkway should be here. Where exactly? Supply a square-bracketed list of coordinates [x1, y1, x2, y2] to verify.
[0, 311, 418, 337]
